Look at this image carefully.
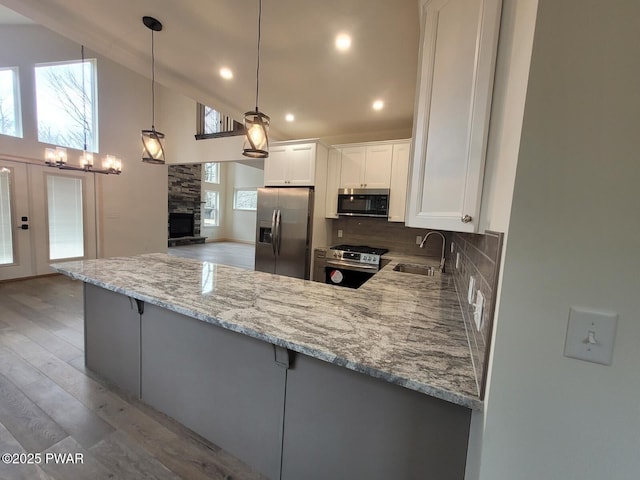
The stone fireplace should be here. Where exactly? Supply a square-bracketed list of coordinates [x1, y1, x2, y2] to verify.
[168, 164, 203, 244]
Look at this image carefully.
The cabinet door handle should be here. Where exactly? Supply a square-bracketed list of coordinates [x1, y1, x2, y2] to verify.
[461, 215, 472, 223]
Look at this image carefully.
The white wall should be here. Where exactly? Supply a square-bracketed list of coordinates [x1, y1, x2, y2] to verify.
[0, 25, 167, 259]
[158, 86, 250, 165]
[479, 1, 640, 478]
[222, 162, 263, 243]
[465, 0, 539, 477]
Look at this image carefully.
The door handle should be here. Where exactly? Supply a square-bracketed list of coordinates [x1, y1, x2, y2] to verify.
[275, 209, 282, 256]
[271, 209, 277, 256]
[17, 224, 29, 230]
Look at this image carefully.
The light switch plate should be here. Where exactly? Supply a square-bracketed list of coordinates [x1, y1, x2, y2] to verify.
[563, 306, 618, 365]
[338, 230, 343, 238]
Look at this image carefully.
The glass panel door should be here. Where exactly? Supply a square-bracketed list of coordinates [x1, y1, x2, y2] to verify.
[0, 167, 14, 264]
[47, 175, 84, 260]
[29, 165, 96, 276]
[0, 160, 33, 280]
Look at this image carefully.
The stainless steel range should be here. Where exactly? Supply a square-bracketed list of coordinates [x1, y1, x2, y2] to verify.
[325, 245, 388, 288]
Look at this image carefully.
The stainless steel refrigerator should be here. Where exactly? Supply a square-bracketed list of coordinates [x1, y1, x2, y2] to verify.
[255, 187, 314, 280]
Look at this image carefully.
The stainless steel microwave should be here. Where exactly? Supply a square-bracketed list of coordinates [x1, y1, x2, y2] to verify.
[337, 189, 389, 218]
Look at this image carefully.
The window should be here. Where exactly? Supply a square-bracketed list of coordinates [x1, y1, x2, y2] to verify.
[233, 188, 258, 211]
[196, 103, 242, 137]
[35, 59, 97, 151]
[0, 168, 14, 264]
[203, 190, 219, 227]
[0, 67, 22, 138]
[203, 105, 221, 134]
[203, 162, 219, 184]
[47, 175, 84, 260]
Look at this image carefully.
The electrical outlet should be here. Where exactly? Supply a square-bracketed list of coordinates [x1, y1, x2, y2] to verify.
[416, 235, 422, 245]
[467, 276, 475, 304]
[338, 230, 343, 238]
[473, 291, 484, 331]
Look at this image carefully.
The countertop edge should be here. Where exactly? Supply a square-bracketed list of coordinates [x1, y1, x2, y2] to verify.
[51, 264, 483, 411]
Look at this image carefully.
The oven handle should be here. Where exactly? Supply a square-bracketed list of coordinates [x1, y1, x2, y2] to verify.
[325, 259, 380, 273]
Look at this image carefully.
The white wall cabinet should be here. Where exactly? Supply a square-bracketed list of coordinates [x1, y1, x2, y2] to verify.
[405, 0, 502, 232]
[339, 144, 392, 189]
[388, 142, 411, 223]
[324, 148, 342, 219]
[325, 140, 410, 221]
[264, 141, 317, 186]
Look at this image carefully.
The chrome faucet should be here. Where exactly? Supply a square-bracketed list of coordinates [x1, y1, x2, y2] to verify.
[419, 231, 446, 273]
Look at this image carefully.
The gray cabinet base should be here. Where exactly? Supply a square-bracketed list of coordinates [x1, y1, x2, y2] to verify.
[140, 303, 286, 480]
[281, 354, 471, 480]
[83, 285, 471, 480]
[84, 284, 141, 397]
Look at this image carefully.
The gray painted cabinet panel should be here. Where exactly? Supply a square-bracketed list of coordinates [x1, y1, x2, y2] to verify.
[84, 284, 141, 397]
[83, 285, 472, 479]
[281, 354, 471, 480]
[140, 303, 287, 480]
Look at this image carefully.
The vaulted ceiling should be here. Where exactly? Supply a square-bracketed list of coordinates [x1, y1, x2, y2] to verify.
[0, 0, 420, 142]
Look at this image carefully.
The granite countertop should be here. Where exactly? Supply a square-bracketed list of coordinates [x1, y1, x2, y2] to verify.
[51, 253, 480, 410]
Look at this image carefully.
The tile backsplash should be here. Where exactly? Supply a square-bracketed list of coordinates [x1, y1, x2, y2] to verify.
[330, 217, 503, 398]
[447, 231, 503, 398]
[330, 217, 448, 259]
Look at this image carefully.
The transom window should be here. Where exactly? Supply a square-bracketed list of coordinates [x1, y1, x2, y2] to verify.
[35, 59, 97, 151]
[233, 188, 258, 211]
[203, 163, 219, 184]
[0, 67, 22, 138]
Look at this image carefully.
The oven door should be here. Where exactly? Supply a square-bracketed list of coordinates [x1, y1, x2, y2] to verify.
[325, 264, 376, 289]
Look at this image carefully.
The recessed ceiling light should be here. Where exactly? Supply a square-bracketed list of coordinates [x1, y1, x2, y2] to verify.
[285, 113, 295, 122]
[219, 67, 233, 80]
[372, 100, 384, 111]
[335, 33, 351, 51]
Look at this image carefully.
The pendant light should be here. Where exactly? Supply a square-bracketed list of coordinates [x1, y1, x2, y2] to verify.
[141, 15, 166, 164]
[44, 45, 121, 174]
[242, 0, 270, 158]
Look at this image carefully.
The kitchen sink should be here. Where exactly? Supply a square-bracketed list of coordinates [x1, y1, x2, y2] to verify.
[393, 263, 439, 276]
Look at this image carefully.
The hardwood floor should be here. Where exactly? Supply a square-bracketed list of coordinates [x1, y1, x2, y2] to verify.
[0, 275, 267, 480]
[167, 242, 255, 271]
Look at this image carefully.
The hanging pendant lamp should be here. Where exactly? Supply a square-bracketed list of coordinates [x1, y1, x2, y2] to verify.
[243, 0, 270, 158]
[141, 15, 166, 164]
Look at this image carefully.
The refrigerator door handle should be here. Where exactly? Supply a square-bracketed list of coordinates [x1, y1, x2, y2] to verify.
[275, 209, 282, 256]
[271, 209, 277, 256]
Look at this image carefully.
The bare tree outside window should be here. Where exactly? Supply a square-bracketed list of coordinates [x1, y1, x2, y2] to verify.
[204, 106, 221, 134]
[0, 68, 21, 138]
[35, 60, 97, 151]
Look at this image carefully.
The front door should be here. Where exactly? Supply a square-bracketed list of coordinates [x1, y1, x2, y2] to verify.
[0, 159, 33, 280]
[0, 159, 97, 281]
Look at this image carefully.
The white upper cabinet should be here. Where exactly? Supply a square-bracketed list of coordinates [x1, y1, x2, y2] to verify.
[406, 0, 502, 232]
[388, 142, 411, 223]
[339, 144, 392, 189]
[264, 142, 317, 186]
[326, 140, 410, 220]
[325, 148, 342, 218]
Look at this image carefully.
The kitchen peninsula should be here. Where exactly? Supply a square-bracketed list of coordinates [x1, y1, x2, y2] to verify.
[52, 253, 477, 479]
